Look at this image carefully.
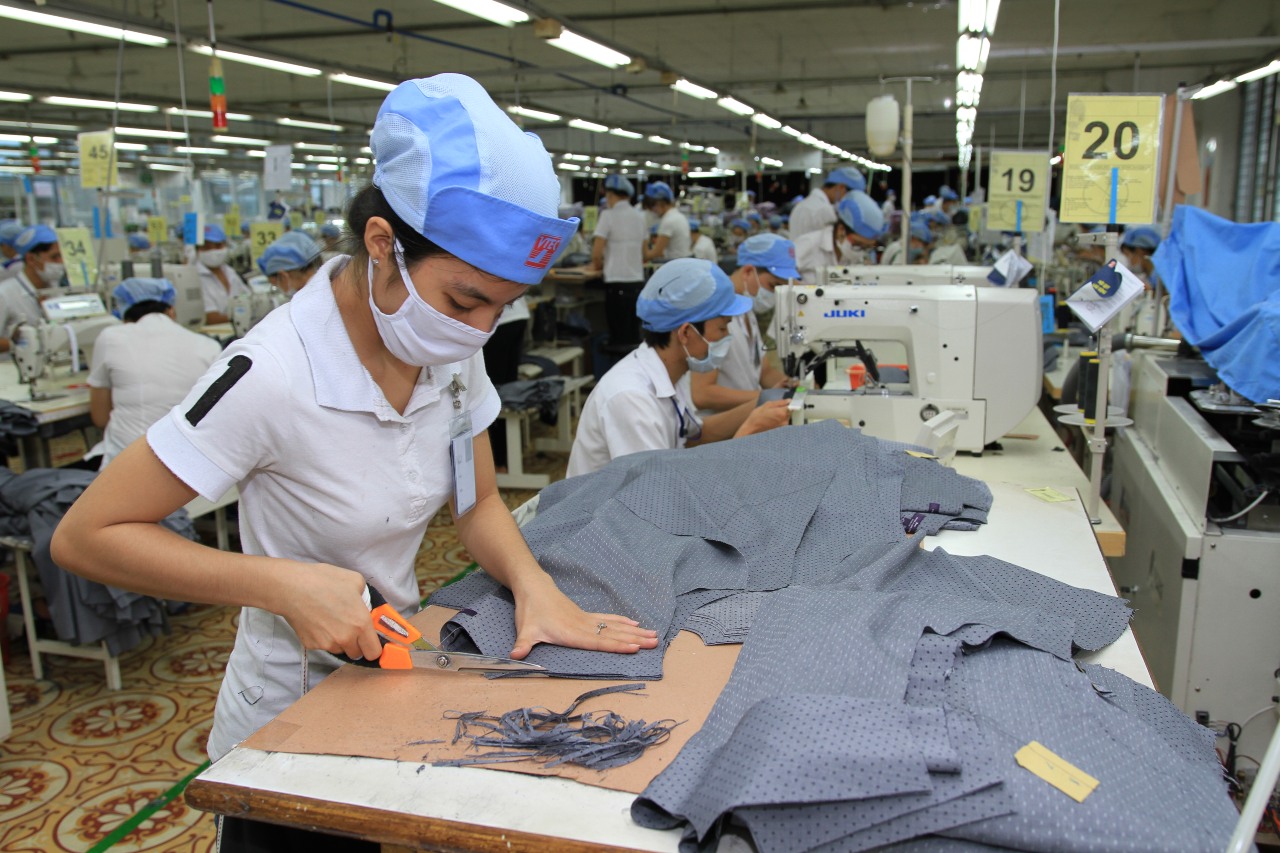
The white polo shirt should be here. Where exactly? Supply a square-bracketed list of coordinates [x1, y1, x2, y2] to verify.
[656, 208, 693, 260]
[196, 261, 251, 316]
[789, 188, 837, 238]
[691, 234, 718, 263]
[88, 312, 223, 468]
[566, 343, 699, 477]
[718, 311, 766, 392]
[593, 203, 646, 282]
[929, 242, 968, 265]
[0, 271, 45, 335]
[147, 256, 499, 761]
[794, 228, 838, 284]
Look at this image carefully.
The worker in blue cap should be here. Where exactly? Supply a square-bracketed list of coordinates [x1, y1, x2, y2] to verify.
[938, 185, 961, 219]
[790, 166, 867, 238]
[793, 190, 886, 281]
[688, 234, 799, 412]
[257, 230, 322, 295]
[0, 224, 64, 352]
[195, 222, 250, 324]
[689, 218, 719, 263]
[567, 258, 790, 477]
[0, 219, 26, 282]
[88, 278, 223, 469]
[317, 222, 343, 260]
[54, 75, 659, 852]
[882, 218, 936, 265]
[1121, 225, 1161, 283]
[642, 180, 692, 262]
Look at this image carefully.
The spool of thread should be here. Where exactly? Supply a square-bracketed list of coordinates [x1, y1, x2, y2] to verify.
[1074, 350, 1097, 410]
[1082, 357, 1101, 423]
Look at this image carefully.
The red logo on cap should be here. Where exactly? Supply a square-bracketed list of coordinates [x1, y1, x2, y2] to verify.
[524, 234, 562, 269]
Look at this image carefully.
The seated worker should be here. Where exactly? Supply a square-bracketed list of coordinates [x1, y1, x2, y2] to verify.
[0, 219, 25, 282]
[768, 215, 790, 239]
[88, 278, 223, 469]
[195, 223, 251, 324]
[789, 167, 866, 238]
[258, 231, 322, 295]
[689, 234, 797, 412]
[317, 222, 343, 261]
[0, 224, 64, 353]
[689, 218, 719, 263]
[927, 208, 968, 265]
[793, 191, 886, 282]
[1120, 225, 1160, 283]
[566, 258, 790, 477]
[1119, 225, 1169, 333]
[938, 185, 961, 220]
[642, 181, 692, 262]
[728, 217, 751, 249]
[881, 218, 934, 265]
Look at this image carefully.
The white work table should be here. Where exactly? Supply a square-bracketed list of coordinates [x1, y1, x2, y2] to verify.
[0, 359, 92, 425]
[187, 452, 1151, 852]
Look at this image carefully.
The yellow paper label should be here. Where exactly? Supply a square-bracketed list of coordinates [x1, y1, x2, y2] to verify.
[1015, 741, 1099, 802]
[905, 450, 938, 459]
[55, 227, 96, 289]
[582, 205, 599, 235]
[288, 211, 304, 231]
[223, 212, 241, 238]
[1026, 487, 1073, 503]
[987, 150, 1048, 233]
[78, 131, 119, 189]
[146, 215, 168, 246]
[248, 221, 283, 263]
[1060, 94, 1163, 225]
[313, 208, 327, 226]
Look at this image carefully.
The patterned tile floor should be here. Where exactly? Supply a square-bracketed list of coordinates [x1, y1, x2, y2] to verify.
[0, 447, 564, 852]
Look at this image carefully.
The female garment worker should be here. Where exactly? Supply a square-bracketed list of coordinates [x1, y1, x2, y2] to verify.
[52, 73, 658, 851]
[0, 223, 63, 352]
[195, 223, 251, 324]
[256, 229, 322, 295]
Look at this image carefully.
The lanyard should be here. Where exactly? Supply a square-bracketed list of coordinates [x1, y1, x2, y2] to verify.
[671, 398, 688, 439]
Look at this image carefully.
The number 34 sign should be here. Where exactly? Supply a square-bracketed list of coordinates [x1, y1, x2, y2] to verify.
[1059, 93, 1164, 225]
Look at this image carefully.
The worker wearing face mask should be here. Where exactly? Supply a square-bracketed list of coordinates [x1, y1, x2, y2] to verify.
[195, 224, 251, 324]
[257, 230, 323, 296]
[689, 218, 719, 263]
[789, 166, 866, 239]
[793, 191, 886, 282]
[317, 223, 343, 262]
[0, 219, 25, 282]
[567, 258, 790, 477]
[0, 224, 65, 353]
[689, 234, 798, 412]
[642, 181, 692, 262]
[881, 219, 935, 266]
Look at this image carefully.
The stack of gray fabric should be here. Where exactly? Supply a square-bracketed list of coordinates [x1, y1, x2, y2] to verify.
[427, 423, 1239, 850]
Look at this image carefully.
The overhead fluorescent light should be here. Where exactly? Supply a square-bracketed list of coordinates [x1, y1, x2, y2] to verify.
[246, 150, 267, 158]
[313, 163, 340, 171]
[957, 34, 990, 72]
[360, 146, 373, 154]
[278, 117, 345, 132]
[547, 31, 629, 69]
[647, 135, 672, 145]
[620, 159, 637, 166]
[0, 90, 31, 102]
[679, 142, 704, 151]
[0, 134, 56, 144]
[176, 146, 228, 155]
[304, 154, 347, 163]
[609, 127, 642, 139]
[291, 163, 306, 170]
[1050, 154, 1062, 165]
[687, 171, 722, 179]
[0, 119, 78, 132]
[1235, 59, 1280, 84]
[563, 153, 591, 161]
[705, 146, 720, 155]
[113, 141, 147, 151]
[507, 105, 561, 122]
[780, 126, 803, 138]
[167, 107, 254, 122]
[671, 78, 717, 100]
[328, 72, 398, 92]
[212, 135, 272, 146]
[354, 157, 371, 165]
[568, 118, 608, 133]
[294, 142, 342, 151]
[557, 162, 582, 171]
[717, 97, 755, 116]
[190, 44, 322, 78]
[43, 95, 158, 113]
[594, 156, 618, 164]
[1191, 79, 1237, 100]
[148, 163, 189, 172]
[431, 0, 528, 26]
[751, 114, 783, 130]
[114, 126, 188, 139]
[0, 3, 168, 46]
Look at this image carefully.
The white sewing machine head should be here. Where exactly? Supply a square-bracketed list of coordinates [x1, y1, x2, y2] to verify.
[775, 275, 1042, 452]
[11, 293, 120, 395]
[817, 264, 995, 287]
[229, 283, 288, 338]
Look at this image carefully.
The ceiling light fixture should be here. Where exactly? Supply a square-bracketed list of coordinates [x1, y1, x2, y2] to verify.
[114, 126, 188, 139]
[328, 73, 398, 92]
[1190, 79, 1238, 100]
[716, 96, 755, 116]
[546, 31, 630, 69]
[647, 135, 672, 145]
[148, 163, 189, 172]
[42, 96, 158, 113]
[507, 105, 561, 122]
[568, 118, 608, 133]
[212, 135, 272, 146]
[0, 2, 168, 46]
[167, 107, 253, 121]
[557, 162, 583, 171]
[0, 134, 56, 144]
[1235, 59, 1280, 84]
[278, 117, 344, 132]
[176, 146, 228, 155]
[0, 90, 31, 102]
[430, 0, 528, 26]
[671, 78, 717, 100]
[609, 127, 643, 139]
[751, 114, 783, 130]
[189, 44, 321, 77]
[780, 126, 803, 138]
[113, 141, 147, 151]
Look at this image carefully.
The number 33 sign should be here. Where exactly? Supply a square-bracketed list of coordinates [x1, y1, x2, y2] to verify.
[1060, 93, 1164, 225]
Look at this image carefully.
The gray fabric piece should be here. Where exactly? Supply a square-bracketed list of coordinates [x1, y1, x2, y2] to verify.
[683, 592, 768, 646]
[941, 640, 1240, 853]
[496, 377, 564, 424]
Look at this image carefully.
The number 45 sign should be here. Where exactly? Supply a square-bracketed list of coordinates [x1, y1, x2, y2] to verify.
[1060, 93, 1164, 225]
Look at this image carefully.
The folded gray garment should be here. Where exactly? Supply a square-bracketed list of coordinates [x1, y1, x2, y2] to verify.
[682, 592, 769, 646]
[941, 640, 1239, 853]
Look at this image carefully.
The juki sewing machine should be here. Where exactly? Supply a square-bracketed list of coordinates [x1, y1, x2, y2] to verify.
[10, 293, 120, 400]
[775, 274, 1042, 452]
[229, 283, 288, 338]
[815, 264, 996, 287]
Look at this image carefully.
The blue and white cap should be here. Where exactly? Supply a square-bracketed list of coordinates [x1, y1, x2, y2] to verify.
[637, 258, 753, 332]
[371, 73, 577, 286]
[112, 277, 175, 317]
[835, 191, 886, 239]
[688, 217, 701, 231]
[604, 174, 635, 197]
[910, 222, 935, 245]
[730, 217, 751, 232]
[0, 219, 24, 248]
[645, 181, 675, 201]
[204, 224, 227, 244]
[127, 233, 151, 250]
[14, 224, 57, 256]
[939, 185, 960, 201]
[319, 223, 342, 238]
[737, 233, 801, 280]
[927, 209, 951, 227]
[924, 195, 938, 207]
[1122, 225, 1161, 251]
[258, 231, 322, 275]
[825, 167, 866, 192]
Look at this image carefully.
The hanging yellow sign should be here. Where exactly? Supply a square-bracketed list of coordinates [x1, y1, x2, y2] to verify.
[77, 131, 119, 189]
[146, 215, 168, 246]
[223, 211, 241, 238]
[55, 227, 96, 288]
[986, 150, 1049, 233]
[1059, 94, 1163, 225]
[249, 221, 283, 263]
[288, 211, 304, 231]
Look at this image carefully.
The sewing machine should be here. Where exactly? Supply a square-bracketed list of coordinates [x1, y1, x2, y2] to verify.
[229, 283, 288, 338]
[11, 293, 120, 400]
[776, 279, 1042, 452]
[817, 264, 995, 287]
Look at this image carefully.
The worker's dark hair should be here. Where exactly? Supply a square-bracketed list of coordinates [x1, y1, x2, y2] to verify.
[643, 319, 705, 350]
[123, 300, 171, 323]
[343, 184, 450, 268]
[26, 242, 56, 257]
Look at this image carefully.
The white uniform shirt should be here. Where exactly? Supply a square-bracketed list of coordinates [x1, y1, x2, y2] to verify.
[656, 208, 693, 260]
[789, 189, 837, 238]
[881, 240, 906, 266]
[718, 311, 765, 392]
[88, 313, 223, 468]
[0, 257, 21, 283]
[593, 203, 646, 282]
[0, 271, 46, 335]
[794, 228, 838, 284]
[691, 234, 718, 263]
[147, 256, 500, 761]
[566, 343, 699, 477]
[197, 261, 251, 317]
[929, 242, 968, 265]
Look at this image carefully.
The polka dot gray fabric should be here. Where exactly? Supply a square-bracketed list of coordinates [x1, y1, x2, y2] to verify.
[1080, 663, 1219, 770]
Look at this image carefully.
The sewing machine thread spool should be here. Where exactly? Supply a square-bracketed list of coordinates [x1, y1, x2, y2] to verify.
[1073, 350, 1097, 409]
[1082, 358, 1101, 423]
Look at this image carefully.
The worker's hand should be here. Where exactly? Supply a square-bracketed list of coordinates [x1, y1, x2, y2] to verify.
[771, 376, 800, 390]
[508, 571, 659, 659]
[735, 399, 791, 438]
[275, 562, 383, 662]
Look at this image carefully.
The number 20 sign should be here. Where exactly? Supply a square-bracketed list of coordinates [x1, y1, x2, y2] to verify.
[1059, 93, 1164, 225]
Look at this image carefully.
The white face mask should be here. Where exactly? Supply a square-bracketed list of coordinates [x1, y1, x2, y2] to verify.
[684, 328, 732, 373]
[37, 261, 65, 286]
[750, 270, 776, 315]
[367, 241, 495, 367]
[199, 248, 229, 269]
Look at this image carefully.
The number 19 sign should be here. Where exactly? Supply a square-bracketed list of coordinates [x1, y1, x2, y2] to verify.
[1059, 93, 1163, 225]
[986, 150, 1048, 233]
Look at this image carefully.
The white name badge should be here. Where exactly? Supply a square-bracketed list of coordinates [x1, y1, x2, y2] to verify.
[450, 411, 477, 516]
